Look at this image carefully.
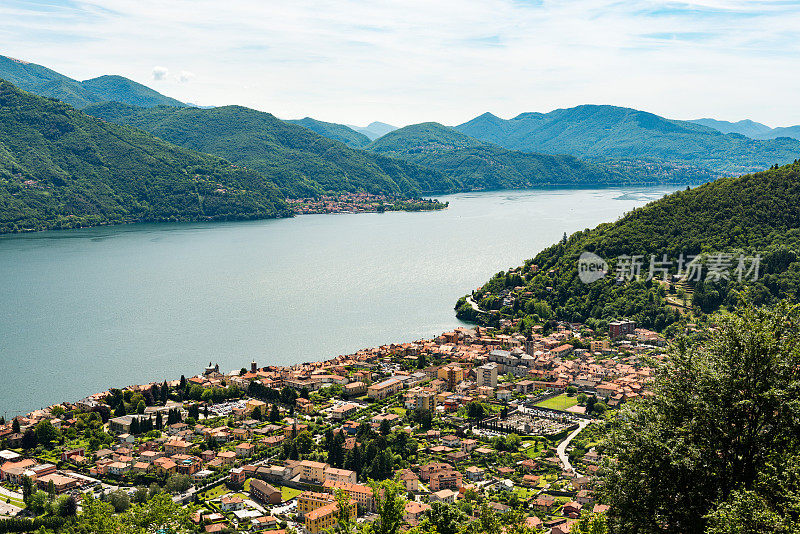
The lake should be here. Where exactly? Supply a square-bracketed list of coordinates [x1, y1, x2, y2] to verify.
[0, 186, 685, 416]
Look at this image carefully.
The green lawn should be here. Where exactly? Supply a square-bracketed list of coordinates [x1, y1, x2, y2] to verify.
[534, 394, 578, 411]
[198, 484, 229, 501]
[279, 485, 302, 501]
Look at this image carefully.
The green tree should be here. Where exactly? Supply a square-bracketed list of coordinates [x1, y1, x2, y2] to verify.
[602, 303, 800, 534]
[368, 479, 406, 534]
[106, 489, 131, 513]
[423, 502, 466, 534]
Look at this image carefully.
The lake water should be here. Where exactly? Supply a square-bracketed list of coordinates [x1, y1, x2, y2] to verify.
[0, 186, 685, 416]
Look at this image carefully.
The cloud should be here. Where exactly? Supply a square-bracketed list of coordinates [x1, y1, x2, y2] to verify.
[2, 0, 800, 126]
[152, 66, 168, 81]
[178, 70, 195, 83]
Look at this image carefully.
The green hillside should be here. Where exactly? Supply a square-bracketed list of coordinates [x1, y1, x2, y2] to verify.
[456, 105, 800, 177]
[365, 122, 679, 189]
[0, 80, 288, 233]
[287, 117, 371, 148]
[83, 102, 459, 198]
[0, 55, 185, 108]
[456, 160, 800, 332]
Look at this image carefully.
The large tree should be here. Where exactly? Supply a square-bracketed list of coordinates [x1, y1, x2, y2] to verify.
[601, 302, 800, 534]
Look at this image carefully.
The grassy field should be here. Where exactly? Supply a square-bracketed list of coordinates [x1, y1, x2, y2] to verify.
[534, 394, 578, 411]
[280, 485, 302, 501]
[198, 484, 229, 501]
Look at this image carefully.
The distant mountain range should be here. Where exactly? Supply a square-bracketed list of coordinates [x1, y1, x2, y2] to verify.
[0, 80, 287, 233]
[85, 102, 458, 198]
[347, 122, 398, 141]
[0, 55, 186, 109]
[455, 105, 800, 177]
[365, 122, 643, 189]
[689, 118, 800, 141]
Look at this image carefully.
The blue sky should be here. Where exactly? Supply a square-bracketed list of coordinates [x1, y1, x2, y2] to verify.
[1, 0, 799, 126]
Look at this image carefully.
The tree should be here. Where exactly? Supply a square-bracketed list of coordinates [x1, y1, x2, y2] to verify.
[165, 474, 192, 494]
[136, 400, 146, 414]
[295, 430, 315, 455]
[269, 404, 281, 422]
[21, 428, 37, 449]
[106, 489, 131, 513]
[27, 490, 49, 515]
[466, 402, 486, 421]
[602, 303, 800, 534]
[423, 502, 466, 534]
[21, 476, 33, 505]
[11, 417, 20, 433]
[35, 420, 58, 448]
[114, 402, 126, 417]
[55, 494, 78, 517]
[379, 418, 392, 436]
[251, 406, 262, 421]
[572, 513, 609, 534]
[369, 479, 406, 534]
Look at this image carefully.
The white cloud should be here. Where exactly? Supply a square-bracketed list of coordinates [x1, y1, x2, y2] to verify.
[178, 70, 194, 83]
[1, 0, 800, 126]
[152, 66, 168, 81]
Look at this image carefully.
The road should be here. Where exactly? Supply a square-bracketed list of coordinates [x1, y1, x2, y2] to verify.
[557, 419, 590, 476]
[466, 296, 485, 313]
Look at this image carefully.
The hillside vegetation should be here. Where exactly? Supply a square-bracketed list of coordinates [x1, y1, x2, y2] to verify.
[367, 122, 668, 189]
[457, 161, 800, 332]
[287, 117, 371, 148]
[456, 105, 800, 178]
[0, 55, 185, 108]
[0, 81, 288, 233]
[84, 102, 459, 198]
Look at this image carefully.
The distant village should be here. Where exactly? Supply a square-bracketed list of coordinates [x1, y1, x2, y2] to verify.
[287, 193, 445, 215]
[0, 318, 666, 533]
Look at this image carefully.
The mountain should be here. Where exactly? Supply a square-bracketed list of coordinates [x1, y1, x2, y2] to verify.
[456, 105, 800, 177]
[348, 121, 398, 141]
[0, 80, 288, 233]
[287, 117, 371, 148]
[689, 118, 773, 138]
[366, 122, 645, 190]
[456, 159, 800, 332]
[84, 102, 459, 198]
[691, 117, 800, 141]
[0, 55, 186, 109]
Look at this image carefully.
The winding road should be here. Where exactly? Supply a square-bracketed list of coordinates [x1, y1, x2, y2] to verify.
[557, 419, 590, 476]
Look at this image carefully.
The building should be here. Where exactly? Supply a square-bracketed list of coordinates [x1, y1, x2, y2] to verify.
[330, 403, 359, 421]
[250, 479, 282, 505]
[367, 378, 403, 400]
[323, 481, 375, 513]
[429, 469, 463, 492]
[430, 489, 458, 504]
[305, 500, 355, 534]
[298, 460, 328, 484]
[609, 320, 636, 339]
[437, 365, 465, 391]
[343, 382, 367, 397]
[220, 495, 244, 512]
[404, 501, 431, 525]
[324, 467, 357, 484]
[298, 491, 335, 517]
[475, 363, 498, 388]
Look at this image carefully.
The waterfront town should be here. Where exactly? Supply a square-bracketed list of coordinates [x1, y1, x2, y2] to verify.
[0, 317, 663, 533]
[286, 194, 446, 215]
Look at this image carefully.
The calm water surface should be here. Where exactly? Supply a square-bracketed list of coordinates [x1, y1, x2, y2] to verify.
[0, 186, 684, 416]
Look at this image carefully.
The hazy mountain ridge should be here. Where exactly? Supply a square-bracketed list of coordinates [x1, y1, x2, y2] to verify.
[690, 117, 800, 141]
[456, 105, 800, 177]
[287, 117, 372, 148]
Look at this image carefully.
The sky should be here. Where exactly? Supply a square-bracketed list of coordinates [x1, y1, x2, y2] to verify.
[1, 0, 800, 127]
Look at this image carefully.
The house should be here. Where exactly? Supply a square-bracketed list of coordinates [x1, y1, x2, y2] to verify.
[430, 489, 458, 504]
[220, 495, 244, 512]
[404, 501, 431, 525]
[250, 479, 282, 505]
[343, 382, 367, 397]
[164, 440, 192, 455]
[298, 491, 336, 517]
[236, 442, 255, 458]
[429, 469, 462, 492]
[532, 495, 556, 512]
[229, 467, 246, 486]
[35, 473, 79, 493]
[399, 469, 420, 491]
[153, 457, 177, 475]
[441, 435, 460, 448]
[217, 451, 237, 466]
[562, 501, 582, 519]
[465, 466, 484, 482]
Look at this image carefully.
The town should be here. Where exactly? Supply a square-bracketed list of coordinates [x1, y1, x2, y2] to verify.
[286, 194, 446, 215]
[0, 319, 663, 533]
